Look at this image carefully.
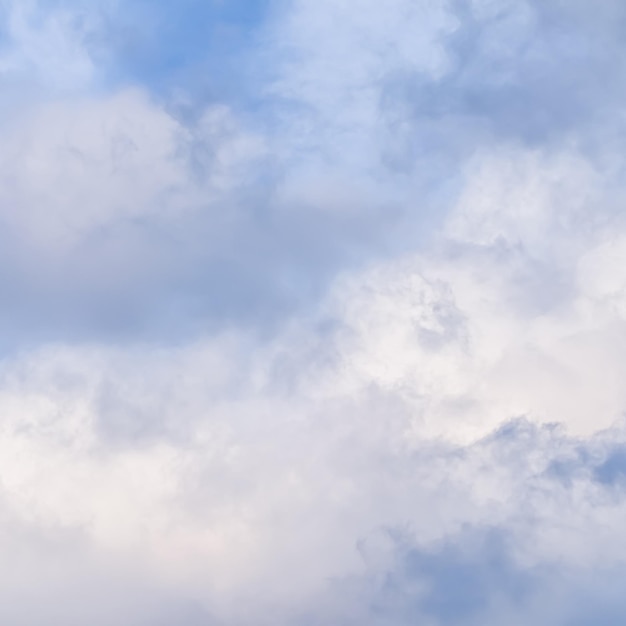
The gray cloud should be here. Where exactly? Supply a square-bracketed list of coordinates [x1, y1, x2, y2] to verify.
[0, 0, 625, 347]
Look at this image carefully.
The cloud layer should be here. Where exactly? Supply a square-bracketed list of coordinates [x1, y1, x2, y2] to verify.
[1, 0, 626, 624]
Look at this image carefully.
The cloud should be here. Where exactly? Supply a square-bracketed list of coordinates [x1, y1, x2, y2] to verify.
[0, 86, 276, 343]
[1, 0, 626, 624]
[4, 0, 625, 345]
[0, 0, 100, 90]
[2, 331, 626, 623]
[1, 136, 626, 621]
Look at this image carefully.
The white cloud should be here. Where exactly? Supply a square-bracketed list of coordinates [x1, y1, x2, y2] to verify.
[0, 89, 265, 257]
[0, 141, 624, 622]
[1, 0, 626, 623]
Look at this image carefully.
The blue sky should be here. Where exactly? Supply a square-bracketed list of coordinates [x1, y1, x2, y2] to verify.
[94, 0, 270, 97]
[1, 1, 626, 624]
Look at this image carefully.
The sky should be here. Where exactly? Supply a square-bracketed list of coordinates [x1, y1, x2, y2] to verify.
[1, 0, 626, 624]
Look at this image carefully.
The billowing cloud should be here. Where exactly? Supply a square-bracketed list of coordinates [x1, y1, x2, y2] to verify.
[0, 0, 625, 624]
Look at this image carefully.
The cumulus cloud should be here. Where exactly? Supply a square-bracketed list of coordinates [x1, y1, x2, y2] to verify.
[1, 138, 626, 622]
[1, 0, 626, 624]
[0, 85, 273, 342]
